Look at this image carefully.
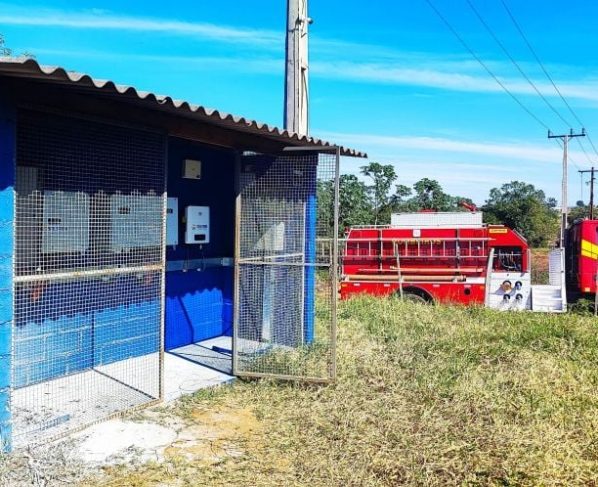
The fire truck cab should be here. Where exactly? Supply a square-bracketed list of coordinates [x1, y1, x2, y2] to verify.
[340, 211, 567, 312]
[566, 219, 598, 297]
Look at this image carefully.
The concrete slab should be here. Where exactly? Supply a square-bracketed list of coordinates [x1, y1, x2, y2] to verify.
[13, 337, 234, 448]
[167, 336, 232, 375]
[12, 353, 160, 448]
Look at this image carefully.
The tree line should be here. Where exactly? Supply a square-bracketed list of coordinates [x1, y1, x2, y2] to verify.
[318, 162, 568, 248]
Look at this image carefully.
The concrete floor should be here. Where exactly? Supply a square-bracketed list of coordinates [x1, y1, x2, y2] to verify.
[12, 353, 160, 448]
[164, 336, 234, 402]
[13, 337, 235, 447]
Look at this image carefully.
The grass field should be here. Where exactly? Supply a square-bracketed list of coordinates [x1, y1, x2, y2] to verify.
[89, 297, 598, 486]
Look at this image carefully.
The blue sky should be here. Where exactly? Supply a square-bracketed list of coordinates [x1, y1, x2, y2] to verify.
[2, 0, 598, 205]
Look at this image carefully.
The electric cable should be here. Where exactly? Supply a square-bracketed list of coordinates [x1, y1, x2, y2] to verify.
[424, 0, 551, 132]
[500, 0, 598, 162]
[465, 0, 573, 129]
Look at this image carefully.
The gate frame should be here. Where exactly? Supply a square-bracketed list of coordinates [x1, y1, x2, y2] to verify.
[232, 146, 340, 383]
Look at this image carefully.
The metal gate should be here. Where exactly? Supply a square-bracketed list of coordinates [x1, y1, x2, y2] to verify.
[12, 110, 166, 446]
[234, 149, 339, 382]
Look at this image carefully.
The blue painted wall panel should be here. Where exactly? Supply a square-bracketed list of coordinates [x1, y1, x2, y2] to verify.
[0, 87, 15, 450]
[164, 138, 236, 350]
[165, 266, 234, 349]
[304, 160, 318, 344]
[14, 276, 161, 387]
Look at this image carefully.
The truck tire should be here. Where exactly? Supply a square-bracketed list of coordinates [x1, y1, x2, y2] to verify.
[397, 288, 433, 305]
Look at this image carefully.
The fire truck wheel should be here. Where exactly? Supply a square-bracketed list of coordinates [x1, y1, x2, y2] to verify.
[400, 290, 432, 305]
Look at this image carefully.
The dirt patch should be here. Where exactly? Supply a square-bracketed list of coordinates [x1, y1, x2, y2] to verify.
[163, 407, 260, 465]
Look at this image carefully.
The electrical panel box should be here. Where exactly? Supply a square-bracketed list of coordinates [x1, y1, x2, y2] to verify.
[183, 159, 202, 180]
[255, 222, 285, 252]
[166, 197, 179, 246]
[110, 193, 162, 252]
[185, 206, 210, 244]
[42, 191, 90, 254]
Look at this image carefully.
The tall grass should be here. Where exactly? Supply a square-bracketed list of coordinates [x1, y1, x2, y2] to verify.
[96, 298, 598, 486]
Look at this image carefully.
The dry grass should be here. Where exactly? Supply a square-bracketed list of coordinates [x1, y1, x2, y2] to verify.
[87, 297, 598, 486]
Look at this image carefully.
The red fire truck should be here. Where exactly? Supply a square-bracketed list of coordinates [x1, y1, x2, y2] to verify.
[340, 211, 568, 312]
[566, 219, 598, 298]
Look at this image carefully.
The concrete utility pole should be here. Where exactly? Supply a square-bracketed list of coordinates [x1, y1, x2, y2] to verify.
[548, 129, 586, 247]
[284, 0, 311, 136]
[578, 167, 596, 219]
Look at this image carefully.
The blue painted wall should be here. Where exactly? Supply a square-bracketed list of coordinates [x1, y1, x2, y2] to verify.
[164, 138, 235, 350]
[13, 276, 161, 387]
[303, 159, 318, 344]
[0, 86, 15, 450]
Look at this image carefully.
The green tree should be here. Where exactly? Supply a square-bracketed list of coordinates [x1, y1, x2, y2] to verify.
[316, 179, 335, 237]
[389, 184, 416, 212]
[567, 200, 597, 225]
[317, 175, 373, 236]
[338, 174, 372, 231]
[482, 181, 559, 247]
[0, 34, 34, 58]
[0, 34, 11, 56]
[412, 178, 452, 210]
[360, 162, 396, 224]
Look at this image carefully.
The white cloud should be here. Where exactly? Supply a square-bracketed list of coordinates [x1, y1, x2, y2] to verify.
[311, 61, 598, 103]
[328, 132, 580, 203]
[6, 5, 598, 104]
[320, 131, 587, 164]
[0, 8, 281, 47]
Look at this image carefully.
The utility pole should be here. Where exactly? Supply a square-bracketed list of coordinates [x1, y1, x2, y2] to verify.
[578, 167, 596, 219]
[548, 129, 586, 247]
[284, 0, 311, 136]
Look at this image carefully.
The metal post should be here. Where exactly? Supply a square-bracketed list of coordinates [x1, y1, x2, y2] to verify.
[395, 242, 403, 300]
[548, 129, 586, 247]
[578, 166, 596, 220]
[330, 148, 340, 381]
[284, 0, 310, 136]
[591, 167, 595, 220]
[232, 152, 242, 376]
[562, 135, 568, 246]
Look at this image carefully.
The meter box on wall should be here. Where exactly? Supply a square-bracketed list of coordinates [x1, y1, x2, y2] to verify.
[185, 206, 210, 244]
[42, 191, 90, 254]
[110, 193, 163, 252]
[166, 197, 179, 246]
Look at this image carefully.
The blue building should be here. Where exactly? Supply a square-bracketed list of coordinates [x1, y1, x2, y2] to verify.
[0, 58, 363, 449]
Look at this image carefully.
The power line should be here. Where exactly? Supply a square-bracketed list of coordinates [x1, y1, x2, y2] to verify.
[499, 0, 598, 161]
[465, 0, 573, 129]
[424, 0, 551, 132]
[575, 137, 594, 166]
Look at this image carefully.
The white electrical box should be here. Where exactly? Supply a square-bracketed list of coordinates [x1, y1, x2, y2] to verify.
[110, 193, 162, 252]
[42, 191, 90, 254]
[185, 206, 210, 244]
[255, 222, 285, 252]
[166, 197, 179, 246]
[183, 159, 202, 179]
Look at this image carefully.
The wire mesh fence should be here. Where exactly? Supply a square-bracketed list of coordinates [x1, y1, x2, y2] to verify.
[12, 110, 165, 446]
[234, 150, 338, 381]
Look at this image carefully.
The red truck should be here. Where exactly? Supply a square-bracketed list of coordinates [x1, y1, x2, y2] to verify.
[566, 219, 598, 298]
[340, 211, 570, 312]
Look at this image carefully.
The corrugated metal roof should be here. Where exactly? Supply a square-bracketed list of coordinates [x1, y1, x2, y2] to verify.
[0, 57, 366, 158]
